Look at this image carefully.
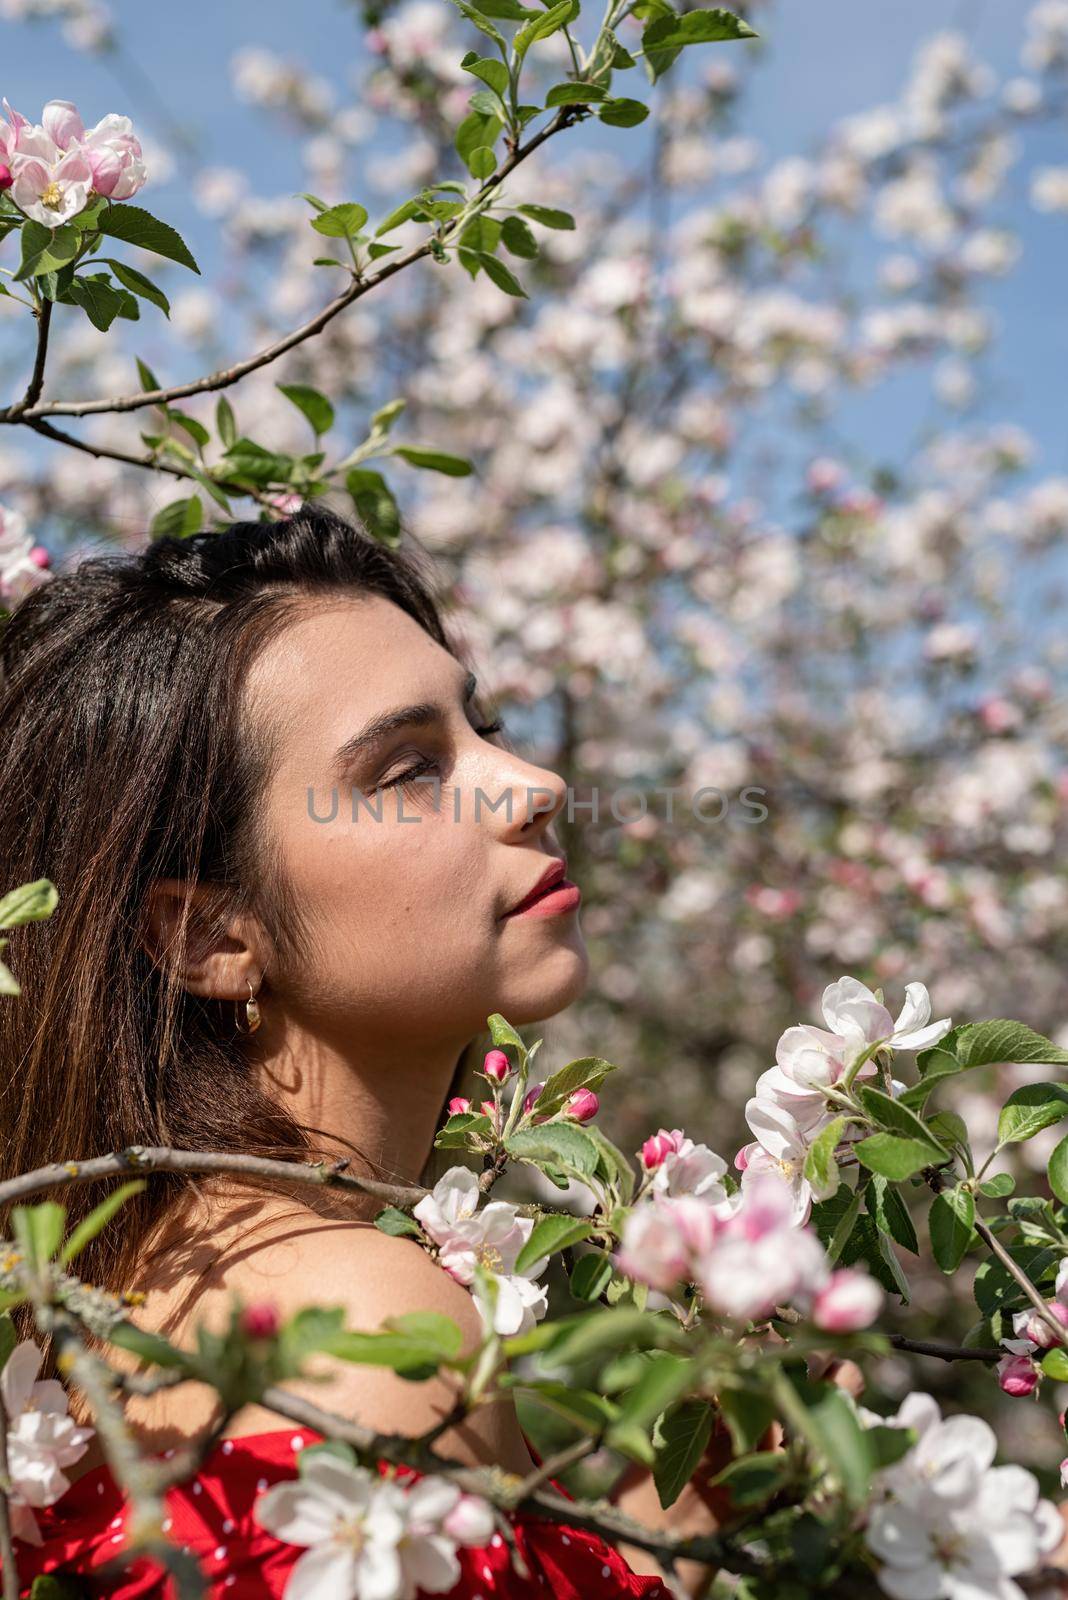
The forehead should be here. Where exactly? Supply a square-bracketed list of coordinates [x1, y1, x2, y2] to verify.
[245, 592, 459, 765]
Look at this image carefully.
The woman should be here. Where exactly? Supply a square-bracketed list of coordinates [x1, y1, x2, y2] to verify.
[0, 505, 725, 1598]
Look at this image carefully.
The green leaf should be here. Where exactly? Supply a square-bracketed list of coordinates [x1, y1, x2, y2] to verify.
[150, 497, 203, 539]
[642, 5, 756, 83]
[978, 1173, 1015, 1198]
[375, 198, 425, 237]
[569, 1251, 614, 1301]
[929, 1187, 976, 1273]
[802, 1116, 845, 1202]
[652, 1399, 714, 1509]
[215, 397, 237, 449]
[67, 273, 130, 332]
[826, 1184, 862, 1263]
[929, 1020, 1068, 1074]
[105, 1320, 188, 1372]
[373, 1206, 424, 1239]
[865, 1174, 919, 1254]
[29, 1574, 86, 1598]
[466, 146, 497, 179]
[382, 1311, 464, 1359]
[487, 1013, 527, 1053]
[974, 1246, 1057, 1315]
[0, 879, 57, 929]
[539, 1308, 685, 1368]
[95, 203, 200, 272]
[310, 202, 369, 239]
[12, 1202, 64, 1268]
[434, 1110, 495, 1148]
[448, 0, 507, 48]
[1041, 1347, 1068, 1380]
[582, 1124, 637, 1205]
[856, 1086, 948, 1154]
[1049, 1133, 1068, 1205]
[597, 98, 650, 126]
[715, 1386, 775, 1455]
[58, 1181, 146, 1265]
[515, 1213, 594, 1273]
[534, 1056, 618, 1119]
[500, 216, 539, 258]
[465, 56, 511, 95]
[15, 221, 80, 281]
[998, 1083, 1068, 1145]
[456, 109, 503, 168]
[854, 1133, 947, 1182]
[544, 81, 609, 105]
[506, 1122, 600, 1179]
[514, 0, 578, 60]
[103, 258, 170, 317]
[346, 468, 401, 547]
[277, 383, 335, 437]
[517, 204, 575, 229]
[803, 1383, 875, 1506]
[609, 1354, 696, 1440]
[325, 1326, 452, 1379]
[298, 192, 330, 212]
[392, 447, 473, 477]
[170, 411, 210, 450]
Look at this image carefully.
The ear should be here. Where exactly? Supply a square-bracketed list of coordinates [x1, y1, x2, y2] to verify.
[142, 877, 272, 1001]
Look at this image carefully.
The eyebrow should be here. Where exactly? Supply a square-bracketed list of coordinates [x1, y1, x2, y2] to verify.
[330, 670, 479, 780]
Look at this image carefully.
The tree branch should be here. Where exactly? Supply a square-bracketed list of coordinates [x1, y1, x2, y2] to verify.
[0, 1144, 427, 1211]
[0, 108, 584, 426]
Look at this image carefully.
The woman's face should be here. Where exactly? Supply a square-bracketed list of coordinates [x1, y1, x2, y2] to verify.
[246, 593, 589, 1052]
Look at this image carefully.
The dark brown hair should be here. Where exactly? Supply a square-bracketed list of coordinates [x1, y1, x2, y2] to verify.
[0, 502, 480, 1380]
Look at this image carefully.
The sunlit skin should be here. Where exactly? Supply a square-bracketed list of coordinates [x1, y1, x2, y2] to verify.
[150, 592, 589, 1189]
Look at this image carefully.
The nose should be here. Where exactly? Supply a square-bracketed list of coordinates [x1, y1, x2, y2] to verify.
[486, 747, 568, 841]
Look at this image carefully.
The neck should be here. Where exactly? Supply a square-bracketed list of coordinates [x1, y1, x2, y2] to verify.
[251, 1015, 471, 1201]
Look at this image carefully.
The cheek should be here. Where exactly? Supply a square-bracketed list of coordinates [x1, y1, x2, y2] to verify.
[283, 796, 493, 955]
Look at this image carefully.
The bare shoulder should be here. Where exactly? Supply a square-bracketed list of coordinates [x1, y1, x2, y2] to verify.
[114, 1195, 536, 1476]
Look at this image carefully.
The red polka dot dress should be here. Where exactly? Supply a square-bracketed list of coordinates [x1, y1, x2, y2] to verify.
[8, 1429, 674, 1598]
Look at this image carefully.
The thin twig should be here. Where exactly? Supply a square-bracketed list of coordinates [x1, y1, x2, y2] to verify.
[885, 1332, 1001, 1363]
[7, 296, 52, 418]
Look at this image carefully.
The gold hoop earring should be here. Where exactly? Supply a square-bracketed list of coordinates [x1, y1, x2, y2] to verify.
[235, 977, 261, 1035]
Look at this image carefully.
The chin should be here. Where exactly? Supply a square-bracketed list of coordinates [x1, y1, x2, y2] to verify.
[493, 937, 591, 1027]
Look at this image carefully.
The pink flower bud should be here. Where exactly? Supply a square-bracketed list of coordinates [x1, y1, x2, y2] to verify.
[811, 1269, 883, 1333]
[563, 1088, 598, 1123]
[734, 1143, 753, 1172]
[522, 1082, 549, 1123]
[1061, 1457, 1068, 1490]
[447, 1096, 471, 1116]
[239, 1302, 280, 1341]
[482, 1049, 512, 1084]
[640, 1129, 683, 1171]
[997, 1352, 1040, 1397]
[0, 164, 11, 192]
[443, 1493, 496, 1546]
[28, 545, 50, 569]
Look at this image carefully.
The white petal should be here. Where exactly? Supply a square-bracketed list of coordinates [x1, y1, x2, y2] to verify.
[399, 1533, 462, 1594]
[286, 1541, 362, 1600]
[891, 983, 932, 1037]
[891, 1018, 953, 1053]
[1, 1342, 43, 1418]
[357, 1540, 405, 1600]
[253, 1481, 342, 1547]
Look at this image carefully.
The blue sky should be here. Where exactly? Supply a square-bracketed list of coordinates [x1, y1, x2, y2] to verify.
[1, 0, 1065, 478]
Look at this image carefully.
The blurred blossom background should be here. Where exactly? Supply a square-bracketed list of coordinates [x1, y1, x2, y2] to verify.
[4, 0, 1068, 1477]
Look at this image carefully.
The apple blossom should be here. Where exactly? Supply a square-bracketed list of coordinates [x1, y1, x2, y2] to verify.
[737, 1099, 832, 1225]
[413, 1166, 548, 1337]
[810, 1268, 883, 1332]
[695, 1177, 832, 1322]
[863, 1393, 1062, 1600]
[647, 1129, 730, 1204]
[615, 1195, 693, 1292]
[253, 1450, 495, 1600]
[0, 1339, 95, 1547]
[820, 976, 952, 1061]
[1011, 1301, 1068, 1350]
